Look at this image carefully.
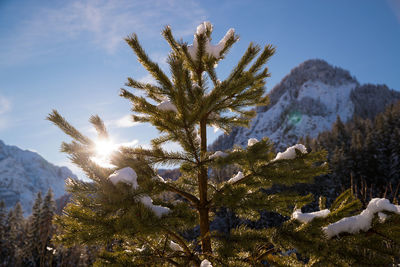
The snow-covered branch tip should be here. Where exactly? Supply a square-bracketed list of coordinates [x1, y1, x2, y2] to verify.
[247, 138, 259, 147]
[227, 171, 244, 184]
[323, 198, 400, 238]
[292, 198, 400, 239]
[292, 209, 330, 223]
[273, 144, 307, 161]
[209, 151, 228, 159]
[157, 100, 177, 112]
[187, 21, 235, 61]
[169, 241, 184, 252]
[200, 259, 213, 267]
[109, 167, 170, 217]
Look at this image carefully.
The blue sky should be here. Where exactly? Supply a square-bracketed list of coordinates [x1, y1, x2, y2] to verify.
[1, 0, 400, 178]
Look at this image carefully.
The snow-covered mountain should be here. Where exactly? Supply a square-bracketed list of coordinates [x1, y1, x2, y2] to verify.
[211, 59, 400, 151]
[0, 140, 76, 214]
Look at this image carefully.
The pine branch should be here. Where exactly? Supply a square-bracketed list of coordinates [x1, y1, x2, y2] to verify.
[125, 77, 166, 102]
[164, 183, 200, 207]
[89, 115, 108, 139]
[47, 110, 92, 145]
[125, 34, 173, 93]
[226, 43, 260, 83]
[248, 44, 275, 74]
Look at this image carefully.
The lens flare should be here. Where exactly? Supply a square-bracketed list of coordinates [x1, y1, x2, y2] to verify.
[91, 139, 116, 168]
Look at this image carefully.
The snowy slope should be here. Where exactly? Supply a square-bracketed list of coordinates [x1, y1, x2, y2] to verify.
[0, 140, 76, 214]
[211, 59, 400, 151]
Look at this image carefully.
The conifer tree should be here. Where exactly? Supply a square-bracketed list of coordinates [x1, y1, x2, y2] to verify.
[39, 189, 56, 266]
[48, 22, 330, 266]
[25, 191, 43, 266]
[0, 200, 7, 263]
[5, 202, 25, 266]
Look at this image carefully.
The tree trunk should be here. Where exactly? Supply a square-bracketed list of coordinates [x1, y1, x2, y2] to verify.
[198, 117, 212, 253]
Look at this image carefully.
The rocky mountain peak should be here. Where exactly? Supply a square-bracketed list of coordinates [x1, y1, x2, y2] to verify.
[211, 59, 400, 152]
[259, 59, 358, 113]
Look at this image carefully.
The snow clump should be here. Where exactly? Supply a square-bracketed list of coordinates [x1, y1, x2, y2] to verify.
[247, 138, 259, 147]
[109, 167, 138, 188]
[187, 21, 235, 60]
[109, 167, 170, 217]
[169, 241, 184, 251]
[200, 259, 213, 267]
[157, 100, 178, 112]
[153, 174, 166, 183]
[323, 198, 400, 238]
[228, 171, 244, 184]
[292, 209, 330, 223]
[209, 151, 228, 159]
[273, 144, 307, 161]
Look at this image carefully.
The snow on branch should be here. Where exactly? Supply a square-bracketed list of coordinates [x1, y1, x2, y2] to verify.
[187, 21, 235, 61]
[292, 197, 400, 239]
[153, 174, 166, 183]
[292, 209, 330, 223]
[109, 167, 139, 188]
[109, 167, 170, 217]
[228, 171, 244, 184]
[200, 259, 213, 267]
[169, 241, 184, 252]
[323, 198, 400, 238]
[157, 100, 178, 112]
[273, 144, 307, 161]
[247, 138, 259, 147]
[209, 151, 228, 159]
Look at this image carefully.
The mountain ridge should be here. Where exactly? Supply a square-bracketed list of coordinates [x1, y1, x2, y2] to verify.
[0, 139, 76, 213]
[210, 59, 400, 151]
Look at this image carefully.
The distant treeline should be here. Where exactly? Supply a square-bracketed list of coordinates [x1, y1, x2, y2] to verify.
[0, 190, 96, 266]
[302, 100, 400, 205]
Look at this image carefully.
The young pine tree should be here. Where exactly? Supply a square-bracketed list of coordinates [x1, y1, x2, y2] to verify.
[49, 22, 328, 266]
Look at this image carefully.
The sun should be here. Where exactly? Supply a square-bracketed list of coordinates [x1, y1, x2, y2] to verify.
[95, 139, 115, 158]
[91, 138, 117, 168]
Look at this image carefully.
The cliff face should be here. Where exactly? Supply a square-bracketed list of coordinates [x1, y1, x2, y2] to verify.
[211, 59, 400, 151]
[0, 140, 76, 213]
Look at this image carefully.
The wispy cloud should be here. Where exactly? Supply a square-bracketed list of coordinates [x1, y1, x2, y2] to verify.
[387, 0, 400, 24]
[0, 94, 11, 130]
[0, 0, 207, 65]
[138, 74, 157, 85]
[0, 94, 11, 115]
[108, 114, 139, 128]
